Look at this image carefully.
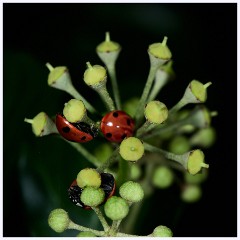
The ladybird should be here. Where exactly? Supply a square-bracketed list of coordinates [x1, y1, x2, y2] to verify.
[68, 173, 116, 209]
[55, 113, 98, 143]
[100, 110, 135, 142]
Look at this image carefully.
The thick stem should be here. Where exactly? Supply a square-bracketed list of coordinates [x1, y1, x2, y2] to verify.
[92, 207, 110, 232]
[134, 64, 159, 126]
[108, 65, 121, 110]
[68, 220, 105, 236]
[97, 85, 115, 111]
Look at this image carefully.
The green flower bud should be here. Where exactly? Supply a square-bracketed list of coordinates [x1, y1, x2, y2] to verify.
[190, 127, 216, 148]
[130, 164, 142, 180]
[77, 168, 101, 188]
[184, 169, 208, 184]
[83, 62, 107, 88]
[181, 184, 202, 203]
[182, 149, 209, 175]
[119, 181, 144, 202]
[183, 80, 212, 104]
[97, 32, 121, 53]
[80, 187, 105, 207]
[148, 36, 172, 61]
[104, 196, 129, 221]
[94, 143, 113, 163]
[119, 137, 144, 162]
[152, 225, 173, 237]
[145, 101, 168, 124]
[123, 97, 140, 117]
[63, 99, 86, 123]
[168, 135, 191, 154]
[152, 166, 174, 189]
[48, 209, 70, 233]
[24, 112, 58, 137]
[76, 231, 96, 237]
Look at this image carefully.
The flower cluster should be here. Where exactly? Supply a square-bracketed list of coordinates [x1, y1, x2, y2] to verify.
[25, 32, 216, 237]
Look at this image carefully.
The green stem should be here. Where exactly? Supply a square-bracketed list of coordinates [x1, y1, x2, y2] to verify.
[68, 220, 105, 236]
[97, 85, 115, 111]
[143, 142, 185, 166]
[108, 65, 121, 109]
[168, 97, 187, 116]
[136, 121, 151, 137]
[66, 86, 98, 115]
[97, 147, 119, 173]
[92, 207, 110, 232]
[66, 141, 100, 167]
[134, 64, 159, 126]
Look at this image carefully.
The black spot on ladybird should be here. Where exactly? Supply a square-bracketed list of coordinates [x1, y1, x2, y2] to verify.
[62, 126, 70, 133]
[126, 119, 131, 126]
[113, 112, 119, 118]
[106, 133, 112, 138]
[81, 136, 86, 141]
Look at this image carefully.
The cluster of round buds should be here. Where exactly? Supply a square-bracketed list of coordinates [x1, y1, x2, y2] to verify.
[68, 168, 115, 209]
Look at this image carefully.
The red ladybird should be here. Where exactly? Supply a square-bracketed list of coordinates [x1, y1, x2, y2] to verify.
[55, 114, 98, 143]
[101, 110, 135, 142]
[68, 173, 116, 209]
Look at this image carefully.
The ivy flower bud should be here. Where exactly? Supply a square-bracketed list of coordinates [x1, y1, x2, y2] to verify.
[80, 187, 105, 207]
[76, 231, 96, 237]
[152, 225, 173, 237]
[48, 209, 70, 233]
[96, 32, 121, 67]
[145, 101, 168, 124]
[182, 149, 209, 175]
[104, 196, 129, 221]
[119, 137, 144, 162]
[119, 181, 144, 202]
[77, 168, 101, 188]
[63, 99, 86, 123]
[83, 62, 107, 89]
[24, 112, 58, 137]
[168, 135, 191, 155]
[184, 80, 212, 104]
[181, 184, 202, 203]
[190, 127, 216, 148]
[152, 166, 174, 189]
[148, 36, 172, 66]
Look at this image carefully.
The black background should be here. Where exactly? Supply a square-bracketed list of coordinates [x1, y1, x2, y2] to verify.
[3, 3, 237, 237]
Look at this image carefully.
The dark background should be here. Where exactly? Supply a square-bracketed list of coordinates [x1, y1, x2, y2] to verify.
[3, 3, 237, 237]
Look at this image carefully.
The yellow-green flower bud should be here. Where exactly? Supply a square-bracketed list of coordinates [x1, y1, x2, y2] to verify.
[63, 99, 86, 123]
[168, 135, 191, 155]
[80, 187, 105, 207]
[76, 231, 96, 237]
[119, 137, 144, 162]
[77, 168, 101, 188]
[152, 166, 174, 189]
[145, 101, 168, 124]
[190, 127, 216, 148]
[184, 149, 209, 175]
[24, 112, 58, 137]
[48, 209, 70, 233]
[83, 62, 107, 88]
[119, 181, 144, 202]
[183, 80, 212, 104]
[104, 196, 129, 221]
[96, 32, 121, 53]
[152, 225, 173, 237]
[181, 184, 202, 203]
